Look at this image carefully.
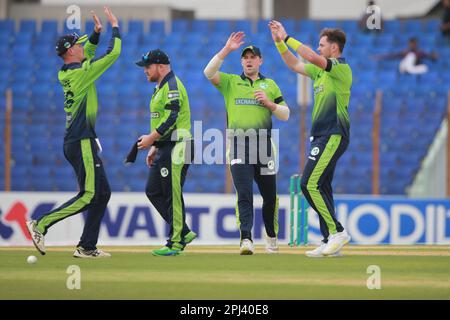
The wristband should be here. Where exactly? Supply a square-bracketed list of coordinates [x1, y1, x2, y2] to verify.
[275, 41, 288, 54]
[285, 36, 302, 51]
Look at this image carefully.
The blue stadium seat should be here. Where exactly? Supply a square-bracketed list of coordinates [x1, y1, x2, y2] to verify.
[20, 20, 37, 33]
[192, 20, 211, 32]
[423, 19, 440, 32]
[235, 20, 253, 34]
[383, 20, 401, 33]
[149, 20, 165, 34]
[41, 20, 59, 33]
[298, 19, 316, 32]
[172, 19, 191, 32]
[402, 20, 424, 33]
[128, 19, 144, 34]
[0, 19, 15, 34]
[211, 20, 233, 33]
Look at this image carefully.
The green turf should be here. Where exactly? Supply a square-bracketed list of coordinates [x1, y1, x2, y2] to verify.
[1, 247, 449, 299]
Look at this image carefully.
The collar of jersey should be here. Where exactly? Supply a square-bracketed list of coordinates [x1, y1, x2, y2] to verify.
[156, 71, 175, 90]
[240, 72, 266, 81]
[60, 58, 87, 71]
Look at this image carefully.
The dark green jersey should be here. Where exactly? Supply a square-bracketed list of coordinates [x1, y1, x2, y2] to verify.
[304, 57, 352, 138]
[214, 72, 285, 131]
[58, 28, 121, 144]
[150, 71, 191, 142]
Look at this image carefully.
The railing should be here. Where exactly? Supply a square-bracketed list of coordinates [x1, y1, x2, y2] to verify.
[372, 90, 382, 195]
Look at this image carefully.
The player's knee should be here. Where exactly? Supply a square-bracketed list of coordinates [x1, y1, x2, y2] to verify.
[101, 188, 111, 203]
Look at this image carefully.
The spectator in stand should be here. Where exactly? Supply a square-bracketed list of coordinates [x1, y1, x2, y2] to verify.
[375, 37, 437, 74]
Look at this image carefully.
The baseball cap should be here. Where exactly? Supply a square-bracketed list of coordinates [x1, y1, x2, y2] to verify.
[241, 45, 262, 58]
[55, 32, 88, 56]
[135, 49, 170, 67]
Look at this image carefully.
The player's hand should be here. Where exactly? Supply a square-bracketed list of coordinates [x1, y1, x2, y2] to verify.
[254, 90, 274, 110]
[103, 6, 118, 28]
[146, 146, 158, 167]
[269, 20, 288, 41]
[91, 11, 103, 33]
[269, 24, 283, 42]
[137, 134, 154, 150]
[224, 32, 245, 52]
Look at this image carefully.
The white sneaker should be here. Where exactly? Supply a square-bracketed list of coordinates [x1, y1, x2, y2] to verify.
[322, 230, 351, 256]
[26, 220, 46, 255]
[240, 239, 254, 255]
[306, 242, 344, 258]
[305, 242, 327, 257]
[265, 235, 278, 254]
[73, 247, 111, 258]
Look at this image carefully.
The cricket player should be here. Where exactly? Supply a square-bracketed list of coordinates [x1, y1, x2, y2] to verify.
[26, 7, 121, 258]
[135, 49, 196, 256]
[269, 21, 351, 257]
[203, 32, 290, 255]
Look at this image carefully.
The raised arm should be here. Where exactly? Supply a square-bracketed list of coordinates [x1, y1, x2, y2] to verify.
[269, 20, 328, 71]
[203, 31, 245, 86]
[269, 21, 308, 76]
[81, 6, 121, 86]
[83, 10, 103, 60]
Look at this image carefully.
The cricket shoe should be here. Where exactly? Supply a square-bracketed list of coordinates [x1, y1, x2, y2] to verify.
[152, 246, 182, 256]
[305, 242, 343, 258]
[73, 247, 111, 258]
[240, 239, 254, 255]
[265, 234, 278, 254]
[26, 220, 46, 255]
[184, 231, 197, 245]
[322, 230, 351, 256]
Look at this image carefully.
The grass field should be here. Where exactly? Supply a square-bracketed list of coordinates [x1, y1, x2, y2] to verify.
[1, 245, 449, 300]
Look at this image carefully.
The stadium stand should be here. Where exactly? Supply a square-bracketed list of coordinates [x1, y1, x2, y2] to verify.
[0, 18, 448, 194]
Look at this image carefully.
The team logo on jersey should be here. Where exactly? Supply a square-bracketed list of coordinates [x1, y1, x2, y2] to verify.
[151, 112, 160, 118]
[259, 82, 268, 89]
[160, 167, 169, 177]
[267, 160, 275, 170]
[311, 147, 320, 156]
[314, 85, 324, 94]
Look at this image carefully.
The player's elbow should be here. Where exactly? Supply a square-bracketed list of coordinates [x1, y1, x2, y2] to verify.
[203, 67, 210, 79]
[279, 107, 290, 121]
[307, 53, 322, 66]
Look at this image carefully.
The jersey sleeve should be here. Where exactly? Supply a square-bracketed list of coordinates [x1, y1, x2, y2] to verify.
[83, 31, 100, 60]
[80, 27, 121, 86]
[271, 81, 286, 106]
[214, 72, 231, 94]
[304, 63, 322, 80]
[324, 58, 348, 81]
[156, 82, 182, 137]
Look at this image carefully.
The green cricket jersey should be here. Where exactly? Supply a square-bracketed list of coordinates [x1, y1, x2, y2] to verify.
[304, 57, 352, 138]
[150, 71, 191, 142]
[58, 28, 121, 144]
[214, 72, 286, 131]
